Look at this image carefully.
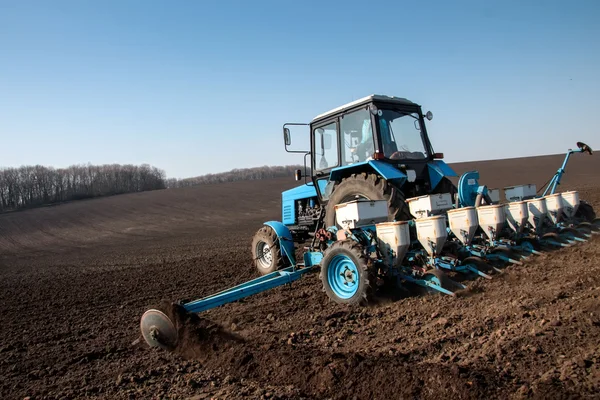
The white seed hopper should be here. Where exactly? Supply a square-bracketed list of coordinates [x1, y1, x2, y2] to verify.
[476, 204, 506, 241]
[415, 215, 447, 257]
[488, 188, 500, 204]
[526, 197, 547, 232]
[544, 193, 564, 224]
[504, 201, 528, 233]
[561, 191, 580, 219]
[375, 221, 411, 267]
[447, 206, 478, 245]
[334, 199, 388, 229]
[406, 193, 453, 218]
[504, 184, 537, 202]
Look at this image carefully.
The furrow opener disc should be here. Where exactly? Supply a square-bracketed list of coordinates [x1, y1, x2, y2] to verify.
[140, 309, 178, 351]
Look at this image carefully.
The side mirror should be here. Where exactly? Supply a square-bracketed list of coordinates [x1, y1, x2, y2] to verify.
[425, 111, 433, 121]
[294, 169, 302, 181]
[283, 128, 291, 146]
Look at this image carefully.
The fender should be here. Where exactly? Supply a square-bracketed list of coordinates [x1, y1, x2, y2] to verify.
[428, 160, 458, 190]
[329, 160, 408, 186]
[264, 221, 296, 267]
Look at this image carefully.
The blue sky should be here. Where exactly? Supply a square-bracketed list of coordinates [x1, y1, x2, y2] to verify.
[1, 0, 599, 178]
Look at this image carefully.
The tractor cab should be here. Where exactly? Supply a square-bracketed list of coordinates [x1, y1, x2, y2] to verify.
[281, 94, 458, 241]
[305, 95, 444, 202]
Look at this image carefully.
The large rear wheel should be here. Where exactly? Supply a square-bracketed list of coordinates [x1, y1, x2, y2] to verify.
[324, 173, 411, 229]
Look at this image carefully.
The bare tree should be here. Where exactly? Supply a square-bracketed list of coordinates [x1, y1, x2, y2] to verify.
[166, 165, 303, 188]
[0, 163, 167, 213]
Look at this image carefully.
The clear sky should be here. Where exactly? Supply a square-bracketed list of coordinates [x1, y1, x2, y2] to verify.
[1, 0, 599, 179]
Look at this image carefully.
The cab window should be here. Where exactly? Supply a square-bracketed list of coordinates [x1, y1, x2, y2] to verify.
[341, 108, 374, 165]
[313, 122, 338, 171]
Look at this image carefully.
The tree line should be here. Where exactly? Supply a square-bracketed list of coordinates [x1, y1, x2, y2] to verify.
[0, 163, 166, 213]
[0, 163, 304, 213]
[166, 165, 304, 188]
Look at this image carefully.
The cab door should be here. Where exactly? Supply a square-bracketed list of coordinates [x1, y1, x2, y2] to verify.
[311, 119, 339, 202]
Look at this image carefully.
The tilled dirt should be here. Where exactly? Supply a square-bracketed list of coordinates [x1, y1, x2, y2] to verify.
[1, 154, 599, 400]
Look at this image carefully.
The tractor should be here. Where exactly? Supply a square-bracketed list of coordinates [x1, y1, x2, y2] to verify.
[139, 95, 598, 352]
[251, 94, 458, 275]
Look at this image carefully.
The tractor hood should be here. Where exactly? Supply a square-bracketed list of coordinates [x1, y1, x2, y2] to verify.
[282, 184, 318, 203]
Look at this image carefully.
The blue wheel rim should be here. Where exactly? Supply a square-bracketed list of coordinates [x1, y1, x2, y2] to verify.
[327, 254, 359, 299]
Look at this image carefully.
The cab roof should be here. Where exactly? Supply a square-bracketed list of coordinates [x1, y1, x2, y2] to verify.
[311, 94, 418, 123]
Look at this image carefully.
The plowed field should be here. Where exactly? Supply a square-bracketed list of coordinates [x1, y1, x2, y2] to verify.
[1, 154, 599, 400]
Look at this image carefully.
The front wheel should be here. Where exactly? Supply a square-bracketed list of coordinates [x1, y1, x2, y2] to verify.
[251, 226, 287, 275]
[319, 240, 373, 306]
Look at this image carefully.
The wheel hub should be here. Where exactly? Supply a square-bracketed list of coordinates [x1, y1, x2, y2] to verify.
[341, 266, 356, 285]
[328, 254, 360, 299]
[256, 242, 273, 269]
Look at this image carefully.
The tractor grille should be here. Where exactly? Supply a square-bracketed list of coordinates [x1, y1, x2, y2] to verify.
[283, 205, 293, 223]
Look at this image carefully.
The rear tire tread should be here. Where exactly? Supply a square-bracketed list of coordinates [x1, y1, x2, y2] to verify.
[324, 173, 412, 228]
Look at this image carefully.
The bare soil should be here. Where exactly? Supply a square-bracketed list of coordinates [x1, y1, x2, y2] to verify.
[1, 153, 599, 400]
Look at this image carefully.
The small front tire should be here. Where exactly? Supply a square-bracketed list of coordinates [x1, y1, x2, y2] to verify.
[251, 226, 287, 275]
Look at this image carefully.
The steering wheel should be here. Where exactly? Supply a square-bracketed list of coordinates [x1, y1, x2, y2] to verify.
[576, 141, 593, 155]
[389, 151, 410, 160]
[389, 151, 426, 160]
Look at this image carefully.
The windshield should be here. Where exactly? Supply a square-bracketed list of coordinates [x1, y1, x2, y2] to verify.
[377, 109, 428, 160]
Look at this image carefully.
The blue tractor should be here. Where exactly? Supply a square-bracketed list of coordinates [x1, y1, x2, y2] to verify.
[251, 94, 459, 275]
[138, 96, 598, 351]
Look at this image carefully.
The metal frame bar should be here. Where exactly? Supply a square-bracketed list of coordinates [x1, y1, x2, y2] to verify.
[182, 266, 313, 314]
[434, 258, 493, 279]
[542, 148, 582, 196]
[399, 274, 460, 296]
